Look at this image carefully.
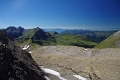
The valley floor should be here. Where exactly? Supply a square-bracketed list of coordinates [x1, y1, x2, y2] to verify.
[30, 46, 120, 80]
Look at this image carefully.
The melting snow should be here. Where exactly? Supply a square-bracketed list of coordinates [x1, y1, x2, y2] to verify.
[73, 75, 87, 80]
[41, 67, 67, 80]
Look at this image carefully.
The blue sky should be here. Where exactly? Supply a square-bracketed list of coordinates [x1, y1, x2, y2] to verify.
[0, 0, 120, 30]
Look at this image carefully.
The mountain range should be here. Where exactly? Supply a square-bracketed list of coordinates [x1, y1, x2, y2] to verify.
[1, 26, 118, 48]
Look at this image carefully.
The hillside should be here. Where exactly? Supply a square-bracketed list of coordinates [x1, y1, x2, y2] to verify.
[55, 34, 97, 48]
[19, 29, 97, 48]
[18, 27, 56, 46]
[94, 30, 120, 48]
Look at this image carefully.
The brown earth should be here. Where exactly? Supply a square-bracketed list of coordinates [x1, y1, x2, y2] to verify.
[31, 46, 120, 80]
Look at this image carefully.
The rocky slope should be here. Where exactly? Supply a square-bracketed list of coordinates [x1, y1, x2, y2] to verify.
[31, 46, 120, 80]
[0, 30, 46, 80]
[95, 30, 120, 48]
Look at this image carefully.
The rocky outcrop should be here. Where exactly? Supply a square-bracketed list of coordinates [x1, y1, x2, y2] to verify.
[0, 30, 46, 80]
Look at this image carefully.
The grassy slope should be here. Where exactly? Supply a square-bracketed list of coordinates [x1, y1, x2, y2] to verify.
[18, 29, 97, 48]
[55, 34, 97, 48]
[94, 30, 120, 48]
[18, 28, 37, 43]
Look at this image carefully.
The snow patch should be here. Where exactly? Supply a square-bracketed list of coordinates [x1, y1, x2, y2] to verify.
[73, 75, 87, 80]
[84, 48, 88, 51]
[41, 67, 67, 80]
[44, 76, 50, 80]
[29, 51, 32, 53]
[22, 45, 30, 50]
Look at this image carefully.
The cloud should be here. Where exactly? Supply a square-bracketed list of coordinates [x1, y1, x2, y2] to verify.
[0, 22, 1, 24]
[83, 25, 85, 26]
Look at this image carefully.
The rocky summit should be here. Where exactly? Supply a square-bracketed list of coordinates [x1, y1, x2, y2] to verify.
[0, 30, 46, 80]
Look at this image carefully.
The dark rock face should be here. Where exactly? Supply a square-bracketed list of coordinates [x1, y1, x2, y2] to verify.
[2, 26, 24, 40]
[0, 30, 46, 80]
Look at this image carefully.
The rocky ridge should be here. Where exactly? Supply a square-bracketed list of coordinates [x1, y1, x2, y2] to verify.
[0, 30, 46, 80]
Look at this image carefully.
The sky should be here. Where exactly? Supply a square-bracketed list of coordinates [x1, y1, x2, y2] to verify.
[0, 0, 120, 30]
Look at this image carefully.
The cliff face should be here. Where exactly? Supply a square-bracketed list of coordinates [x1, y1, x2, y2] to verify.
[0, 30, 46, 80]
